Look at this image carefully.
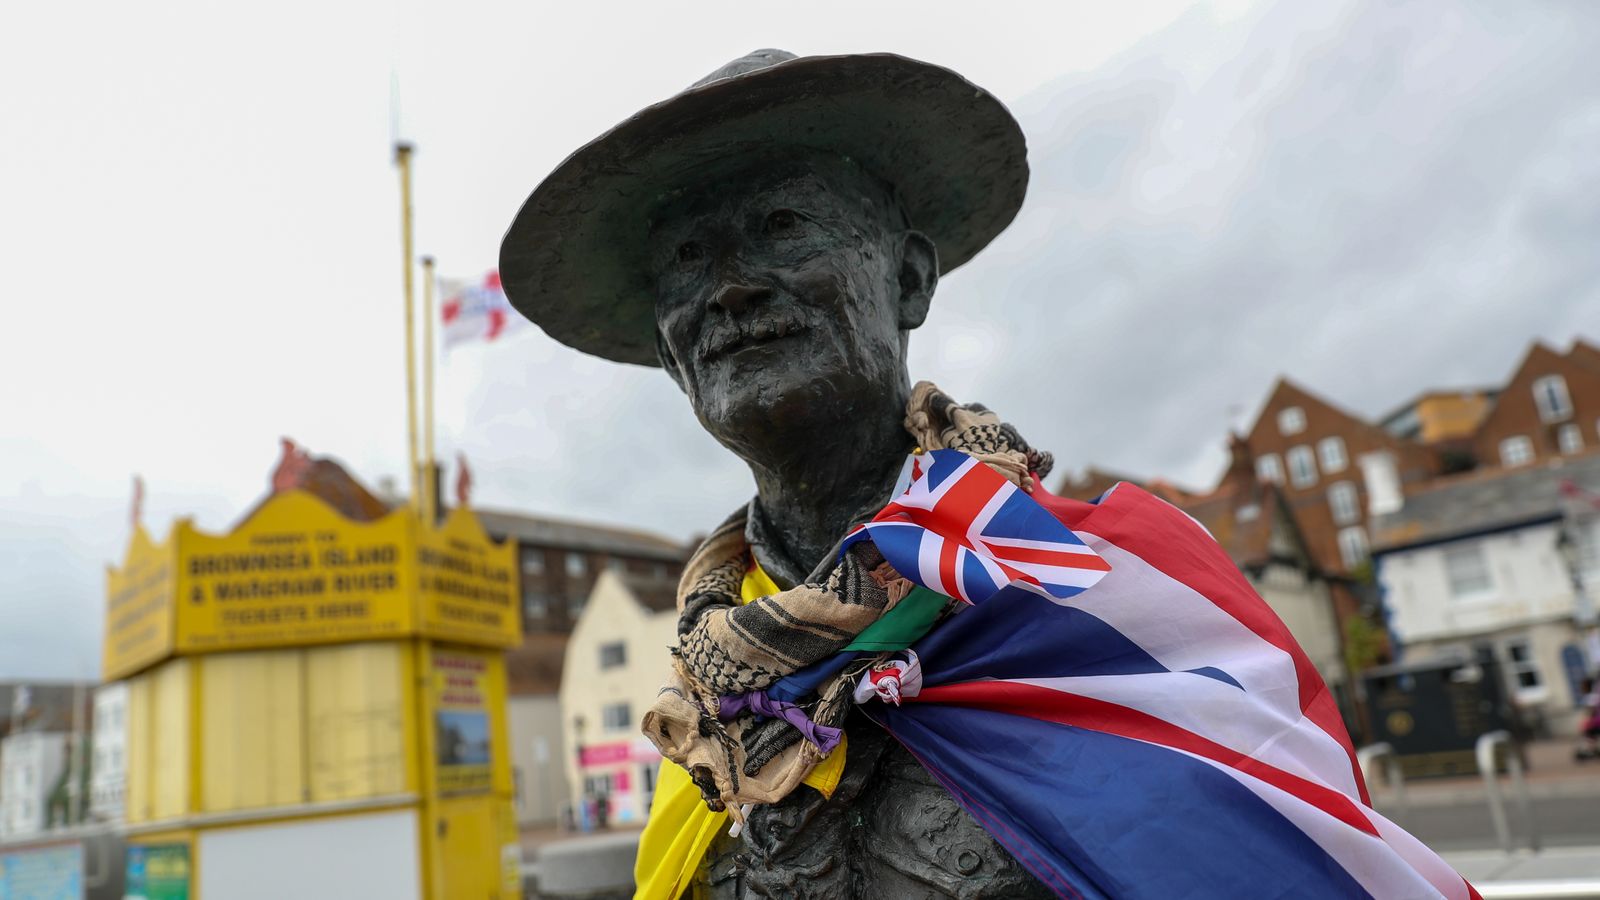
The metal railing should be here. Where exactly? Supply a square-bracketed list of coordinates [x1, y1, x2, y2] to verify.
[1477, 881, 1600, 899]
[1477, 730, 1541, 853]
[1357, 742, 1407, 819]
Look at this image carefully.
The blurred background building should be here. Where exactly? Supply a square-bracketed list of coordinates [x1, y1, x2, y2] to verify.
[476, 511, 685, 828]
[558, 571, 679, 828]
[1060, 335, 1600, 742]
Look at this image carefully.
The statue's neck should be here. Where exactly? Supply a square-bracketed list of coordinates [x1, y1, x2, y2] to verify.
[739, 390, 913, 583]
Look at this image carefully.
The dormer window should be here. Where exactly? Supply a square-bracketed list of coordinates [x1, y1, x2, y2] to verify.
[1278, 407, 1306, 436]
[1256, 454, 1283, 484]
[1318, 437, 1347, 474]
[1533, 375, 1572, 423]
[1287, 445, 1317, 488]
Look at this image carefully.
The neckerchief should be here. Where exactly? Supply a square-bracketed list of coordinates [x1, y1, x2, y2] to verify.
[642, 381, 1054, 820]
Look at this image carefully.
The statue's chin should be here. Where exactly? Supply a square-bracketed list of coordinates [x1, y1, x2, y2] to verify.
[693, 362, 865, 449]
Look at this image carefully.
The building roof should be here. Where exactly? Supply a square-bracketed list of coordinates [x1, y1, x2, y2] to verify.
[1055, 467, 1201, 506]
[1370, 449, 1600, 553]
[1569, 338, 1600, 374]
[1181, 486, 1278, 570]
[475, 508, 686, 561]
[1376, 387, 1498, 432]
[505, 631, 570, 695]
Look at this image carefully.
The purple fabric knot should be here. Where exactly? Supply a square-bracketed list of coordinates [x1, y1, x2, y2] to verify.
[719, 691, 844, 755]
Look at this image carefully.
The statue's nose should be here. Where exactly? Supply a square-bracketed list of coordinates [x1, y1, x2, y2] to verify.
[709, 281, 771, 315]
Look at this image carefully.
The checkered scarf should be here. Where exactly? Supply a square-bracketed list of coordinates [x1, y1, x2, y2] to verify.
[641, 381, 1054, 818]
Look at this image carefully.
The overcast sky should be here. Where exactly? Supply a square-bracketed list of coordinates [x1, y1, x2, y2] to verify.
[3, 0, 1596, 679]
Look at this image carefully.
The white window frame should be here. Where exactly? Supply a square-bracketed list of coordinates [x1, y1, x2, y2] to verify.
[521, 550, 545, 577]
[1278, 407, 1306, 436]
[599, 641, 627, 670]
[1503, 637, 1547, 702]
[565, 552, 586, 577]
[1287, 445, 1318, 488]
[1255, 453, 1283, 485]
[1328, 481, 1360, 526]
[1499, 435, 1534, 468]
[1318, 436, 1348, 474]
[1337, 526, 1368, 569]
[601, 702, 632, 732]
[1443, 543, 1494, 600]
[1558, 423, 1584, 455]
[1532, 375, 1572, 423]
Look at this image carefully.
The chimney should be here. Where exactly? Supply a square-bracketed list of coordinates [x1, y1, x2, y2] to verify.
[1224, 432, 1255, 490]
[1359, 451, 1403, 516]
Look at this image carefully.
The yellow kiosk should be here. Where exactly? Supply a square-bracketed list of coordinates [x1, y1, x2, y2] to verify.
[104, 489, 521, 899]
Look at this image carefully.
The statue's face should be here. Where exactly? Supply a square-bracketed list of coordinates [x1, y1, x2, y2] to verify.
[649, 157, 937, 454]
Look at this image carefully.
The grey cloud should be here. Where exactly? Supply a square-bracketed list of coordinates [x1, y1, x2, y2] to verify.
[917, 0, 1600, 490]
[10, 0, 1600, 678]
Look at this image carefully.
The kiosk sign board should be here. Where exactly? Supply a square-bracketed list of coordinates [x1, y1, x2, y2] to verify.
[103, 528, 176, 680]
[126, 843, 190, 900]
[432, 647, 495, 794]
[174, 493, 413, 652]
[103, 494, 521, 680]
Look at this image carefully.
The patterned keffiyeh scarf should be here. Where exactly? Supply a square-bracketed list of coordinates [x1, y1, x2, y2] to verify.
[641, 381, 1054, 821]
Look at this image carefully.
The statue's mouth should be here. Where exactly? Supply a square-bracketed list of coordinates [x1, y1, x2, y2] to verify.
[701, 314, 810, 362]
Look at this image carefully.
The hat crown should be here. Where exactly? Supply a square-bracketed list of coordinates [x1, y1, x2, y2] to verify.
[691, 49, 797, 89]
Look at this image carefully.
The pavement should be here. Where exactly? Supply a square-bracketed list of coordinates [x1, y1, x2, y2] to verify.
[1368, 740, 1600, 852]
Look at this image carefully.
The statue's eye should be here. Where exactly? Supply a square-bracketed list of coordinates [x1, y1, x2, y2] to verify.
[764, 209, 799, 234]
[675, 242, 704, 265]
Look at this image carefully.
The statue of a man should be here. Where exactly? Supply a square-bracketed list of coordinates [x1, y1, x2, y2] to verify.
[502, 50, 1049, 898]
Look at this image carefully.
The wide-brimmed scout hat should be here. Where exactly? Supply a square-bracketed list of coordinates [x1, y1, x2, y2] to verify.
[498, 49, 1028, 367]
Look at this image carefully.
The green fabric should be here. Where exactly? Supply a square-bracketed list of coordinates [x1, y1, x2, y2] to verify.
[844, 586, 948, 650]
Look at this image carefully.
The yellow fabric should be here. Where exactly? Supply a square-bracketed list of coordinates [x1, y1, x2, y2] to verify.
[634, 560, 850, 900]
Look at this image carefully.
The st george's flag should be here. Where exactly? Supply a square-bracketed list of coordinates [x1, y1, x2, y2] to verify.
[823, 449, 1477, 899]
[440, 269, 527, 349]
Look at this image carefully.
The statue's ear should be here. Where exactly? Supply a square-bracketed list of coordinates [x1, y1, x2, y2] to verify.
[897, 230, 938, 330]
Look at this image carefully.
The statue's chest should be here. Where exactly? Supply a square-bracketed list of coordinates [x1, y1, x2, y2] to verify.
[697, 723, 1051, 899]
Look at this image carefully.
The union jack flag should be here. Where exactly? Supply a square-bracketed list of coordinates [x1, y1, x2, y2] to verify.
[842, 449, 1111, 604]
[822, 450, 1475, 899]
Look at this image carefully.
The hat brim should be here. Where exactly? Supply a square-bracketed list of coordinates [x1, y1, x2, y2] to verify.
[498, 53, 1028, 367]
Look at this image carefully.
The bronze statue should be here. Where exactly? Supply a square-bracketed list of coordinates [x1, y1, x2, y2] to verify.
[502, 50, 1048, 898]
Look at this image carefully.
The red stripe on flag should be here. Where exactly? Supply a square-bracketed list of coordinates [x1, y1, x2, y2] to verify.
[938, 538, 963, 602]
[921, 680, 1381, 838]
[1029, 481, 1370, 805]
[929, 462, 1004, 547]
[982, 542, 1113, 572]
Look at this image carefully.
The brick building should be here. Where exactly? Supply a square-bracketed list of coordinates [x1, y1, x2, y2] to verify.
[475, 510, 685, 634]
[1238, 378, 1435, 578]
[1471, 340, 1600, 471]
[1056, 441, 1354, 727]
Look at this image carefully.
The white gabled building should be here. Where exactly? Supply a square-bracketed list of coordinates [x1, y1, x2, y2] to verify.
[558, 570, 678, 827]
[88, 682, 128, 823]
[0, 730, 69, 838]
[1371, 452, 1600, 733]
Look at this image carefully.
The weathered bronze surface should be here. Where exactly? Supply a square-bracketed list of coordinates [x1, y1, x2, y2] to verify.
[501, 49, 1038, 897]
[647, 157, 1047, 897]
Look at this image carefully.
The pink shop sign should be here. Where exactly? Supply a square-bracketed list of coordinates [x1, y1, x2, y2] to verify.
[579, 742, 632, 767]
